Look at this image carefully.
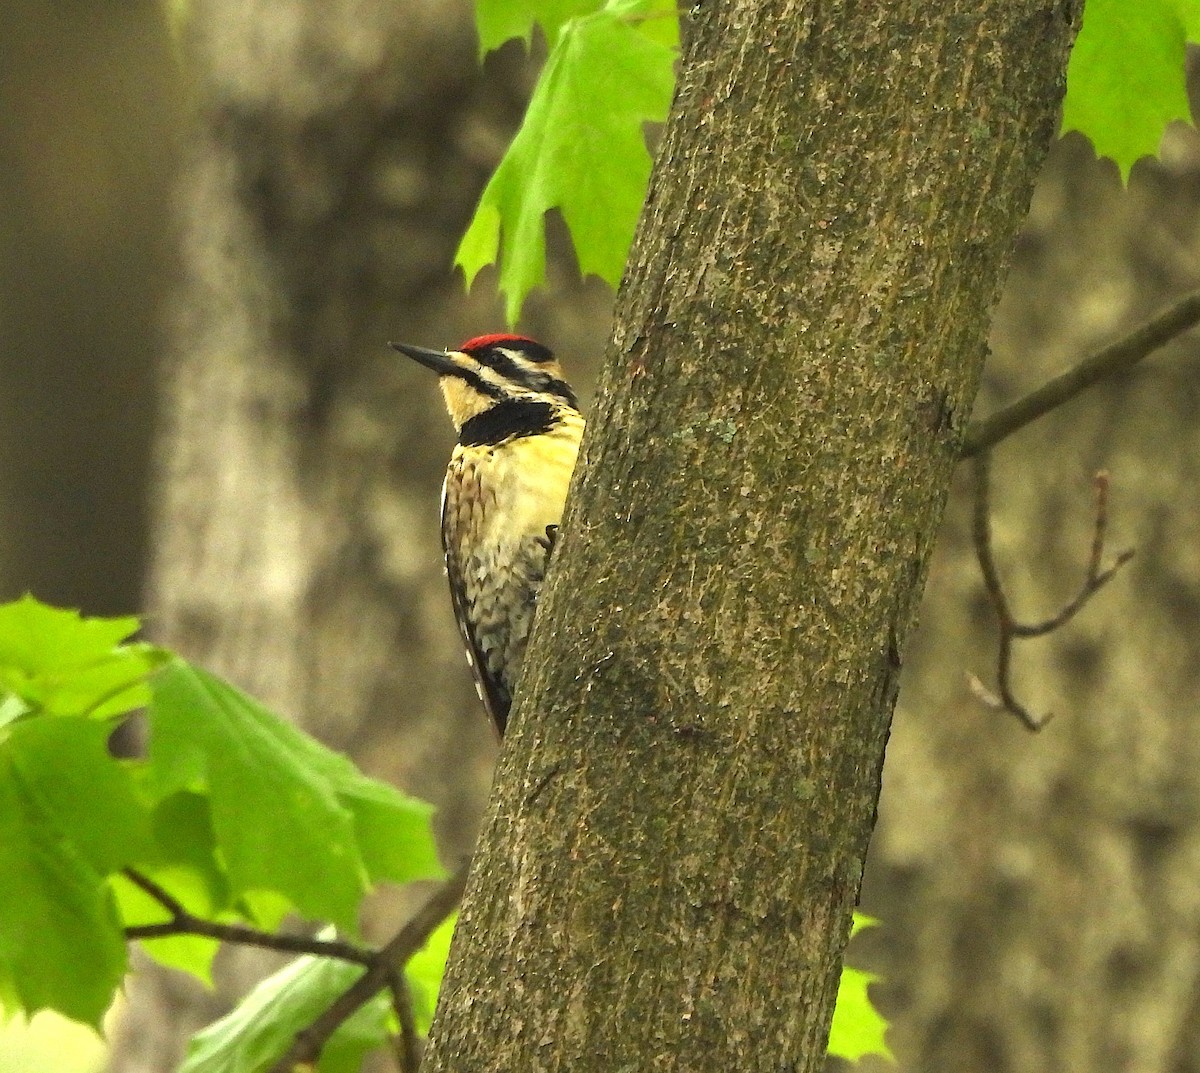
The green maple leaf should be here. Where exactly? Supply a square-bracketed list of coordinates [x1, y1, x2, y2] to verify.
[405, 913, 457, 1034]
[148, 660, 442, 934]
[4, 717, 154, 873]
[1062, 0, 1191, 180]
[828, 914, 892, 1064]
[829, 967, 892, 1063]
[110, 790, 232, 983]
[474, 0, 602, 55]
[181, 912, 460, 1073]
[0, 721, 141, 1026]
[456, 0, 677, 324]
[179, 942, 390, 1073]
[0, 595, 163, 722]
[111, 869, 222, 984]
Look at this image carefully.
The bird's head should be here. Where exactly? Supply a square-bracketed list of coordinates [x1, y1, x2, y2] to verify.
[391, 333, 577, 432]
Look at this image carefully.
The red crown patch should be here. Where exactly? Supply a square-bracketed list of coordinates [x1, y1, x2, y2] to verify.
[459, 333, 537, 353]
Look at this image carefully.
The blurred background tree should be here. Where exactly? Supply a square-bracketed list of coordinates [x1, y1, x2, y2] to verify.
[2, 2, 1199, 1073]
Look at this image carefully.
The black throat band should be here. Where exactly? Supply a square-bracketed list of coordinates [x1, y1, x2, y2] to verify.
[459, 399, 559, 447]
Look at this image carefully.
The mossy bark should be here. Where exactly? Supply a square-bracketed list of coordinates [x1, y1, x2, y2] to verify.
[424, 3, 1081, 1071]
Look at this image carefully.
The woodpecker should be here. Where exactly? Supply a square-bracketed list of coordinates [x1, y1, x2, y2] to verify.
[392, 334, 584, 736]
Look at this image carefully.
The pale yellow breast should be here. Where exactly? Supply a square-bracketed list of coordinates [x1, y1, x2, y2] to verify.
[449, 411, 584, 546]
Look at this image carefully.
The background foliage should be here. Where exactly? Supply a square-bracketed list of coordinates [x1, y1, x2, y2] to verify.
[465, 0, 1200, 320]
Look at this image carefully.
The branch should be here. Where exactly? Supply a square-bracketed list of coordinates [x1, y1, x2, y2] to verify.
[269, 862, 471, 1073]
[961, 288, 1200, 458]
[122, 868, 374, 965]
[387, 967, 422, 1073]
[967, 456, 1134, 730]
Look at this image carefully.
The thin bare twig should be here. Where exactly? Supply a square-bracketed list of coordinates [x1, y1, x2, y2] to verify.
[961, 288, 1200, 458]
[387, 968, 421, 1073]
[122, 868, 373, 965]
[269, 862, 471, 1073]
[968, 456, 1135, 730]
[1008, 470, 1135, 638]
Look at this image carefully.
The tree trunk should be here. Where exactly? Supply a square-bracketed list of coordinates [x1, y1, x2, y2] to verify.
[424, 4, 1080, 1073]
[0, 0, 175, 614]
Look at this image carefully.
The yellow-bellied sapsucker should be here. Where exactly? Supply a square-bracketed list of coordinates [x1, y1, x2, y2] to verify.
[392, 334, 584, 736]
